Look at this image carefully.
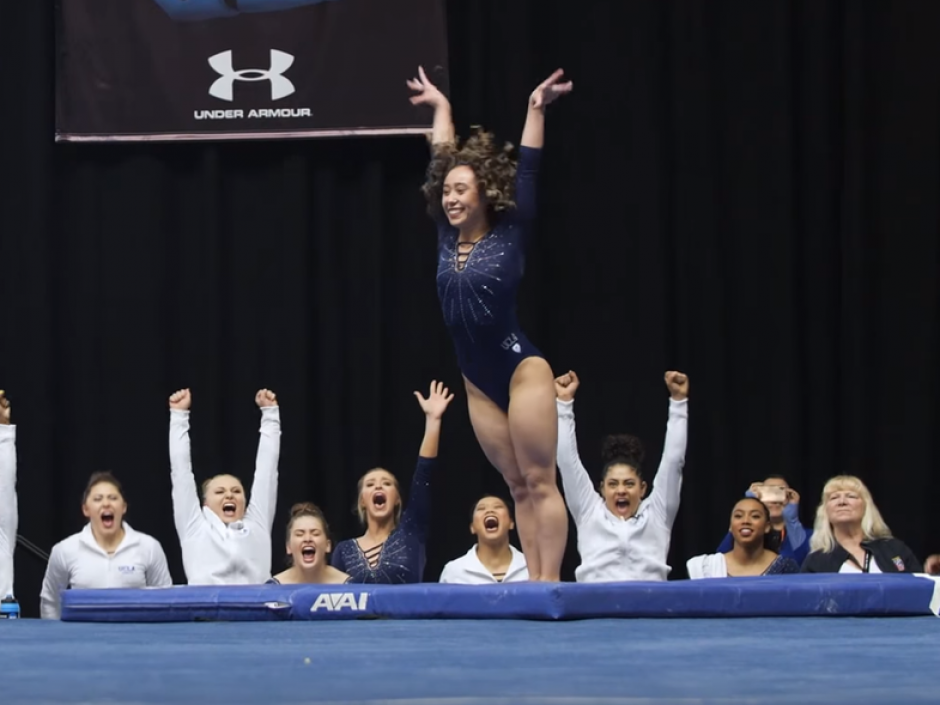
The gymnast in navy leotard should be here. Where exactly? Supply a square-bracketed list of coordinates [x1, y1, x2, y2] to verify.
[331, 381, 453, 583]
[407, 65, 573, 581]
[434, 145, 542, 412]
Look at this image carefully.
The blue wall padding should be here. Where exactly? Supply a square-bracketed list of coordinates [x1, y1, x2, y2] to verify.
[151, 0, 340, 22]
[60, 574, 940, 622]
[150, 0, 238, 22]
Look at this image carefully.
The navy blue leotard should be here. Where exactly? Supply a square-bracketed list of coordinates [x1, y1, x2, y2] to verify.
[330, 456, 434, 584]
[435, 146, 543, 412]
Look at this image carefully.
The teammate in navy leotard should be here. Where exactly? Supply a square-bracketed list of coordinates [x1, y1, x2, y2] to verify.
[331, 381, 453, 583]
[407, 66, 572, 581]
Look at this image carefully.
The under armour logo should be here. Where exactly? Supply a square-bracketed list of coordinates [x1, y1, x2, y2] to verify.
[208, 50, 296, 102]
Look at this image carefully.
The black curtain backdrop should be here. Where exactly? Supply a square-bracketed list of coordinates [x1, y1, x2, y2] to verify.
[2, 2, 939, 617]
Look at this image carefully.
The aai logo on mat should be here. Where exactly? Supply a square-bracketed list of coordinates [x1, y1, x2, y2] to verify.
[310, 592, 370, 612]
[195, 49, 313, 121]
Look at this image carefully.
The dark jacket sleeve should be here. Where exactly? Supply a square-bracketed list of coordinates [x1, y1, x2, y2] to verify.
[800, 550, 824, 573]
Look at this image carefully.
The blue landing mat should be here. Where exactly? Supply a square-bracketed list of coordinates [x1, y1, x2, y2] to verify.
[4, 619, 940, 704]
[60, 573, 940, 622]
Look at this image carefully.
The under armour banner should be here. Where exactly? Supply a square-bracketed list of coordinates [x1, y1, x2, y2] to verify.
[54, 0, 448, 142]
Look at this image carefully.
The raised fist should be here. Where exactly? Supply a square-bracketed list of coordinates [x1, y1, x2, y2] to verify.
[255, 389, 278, 408]
[665, 371, 689, 400]
[0, 391, 10, 425]
[554, 370, 580, 402]
[169, 389, 192, 411]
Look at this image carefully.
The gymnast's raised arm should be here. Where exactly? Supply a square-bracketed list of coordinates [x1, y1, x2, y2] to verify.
[167, 388, 204, 540]
[553, 371, 602, 525]
[521, 69, 572, 150]
[407, 66, 455, 149]
[512, 70, 573, 221]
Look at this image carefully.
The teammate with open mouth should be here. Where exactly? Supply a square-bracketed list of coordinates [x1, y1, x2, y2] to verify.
[439, 495, 529, 584]
[554, 370, 690, 583]
[331, 381, 453, 583]
[268, 502, 350, 584]
[168, 387, 281, 585]
[687, 497, 800, 578]
[40, 471, 172, 619]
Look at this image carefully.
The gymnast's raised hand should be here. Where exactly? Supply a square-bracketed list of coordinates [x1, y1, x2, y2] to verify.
[528, 69, 573, 110]
[407, 66, 448, 109]
[407, 66, 454, 146]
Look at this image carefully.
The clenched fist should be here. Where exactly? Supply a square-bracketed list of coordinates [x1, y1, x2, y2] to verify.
[554, 370, 580, 402]
[255, 389, 278, 408]
[0, 391, 10, 425]
[665, 371, 689, 401]
[169, 389, 192, 411]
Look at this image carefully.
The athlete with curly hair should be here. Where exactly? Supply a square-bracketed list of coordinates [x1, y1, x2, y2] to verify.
[553, 370, 690, 583]
[406, 65, 572, 581]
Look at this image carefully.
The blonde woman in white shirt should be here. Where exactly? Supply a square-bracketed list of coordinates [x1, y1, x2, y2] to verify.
[40, 472, 172, 619]
[553, 370, 689, 583]
[440, 495, 529, 584]
[168, 388, 280, 585]
[0, 391, 16, 599]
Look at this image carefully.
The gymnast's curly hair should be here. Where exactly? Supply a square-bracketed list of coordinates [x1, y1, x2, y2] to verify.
[421, 127, 518, 220]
